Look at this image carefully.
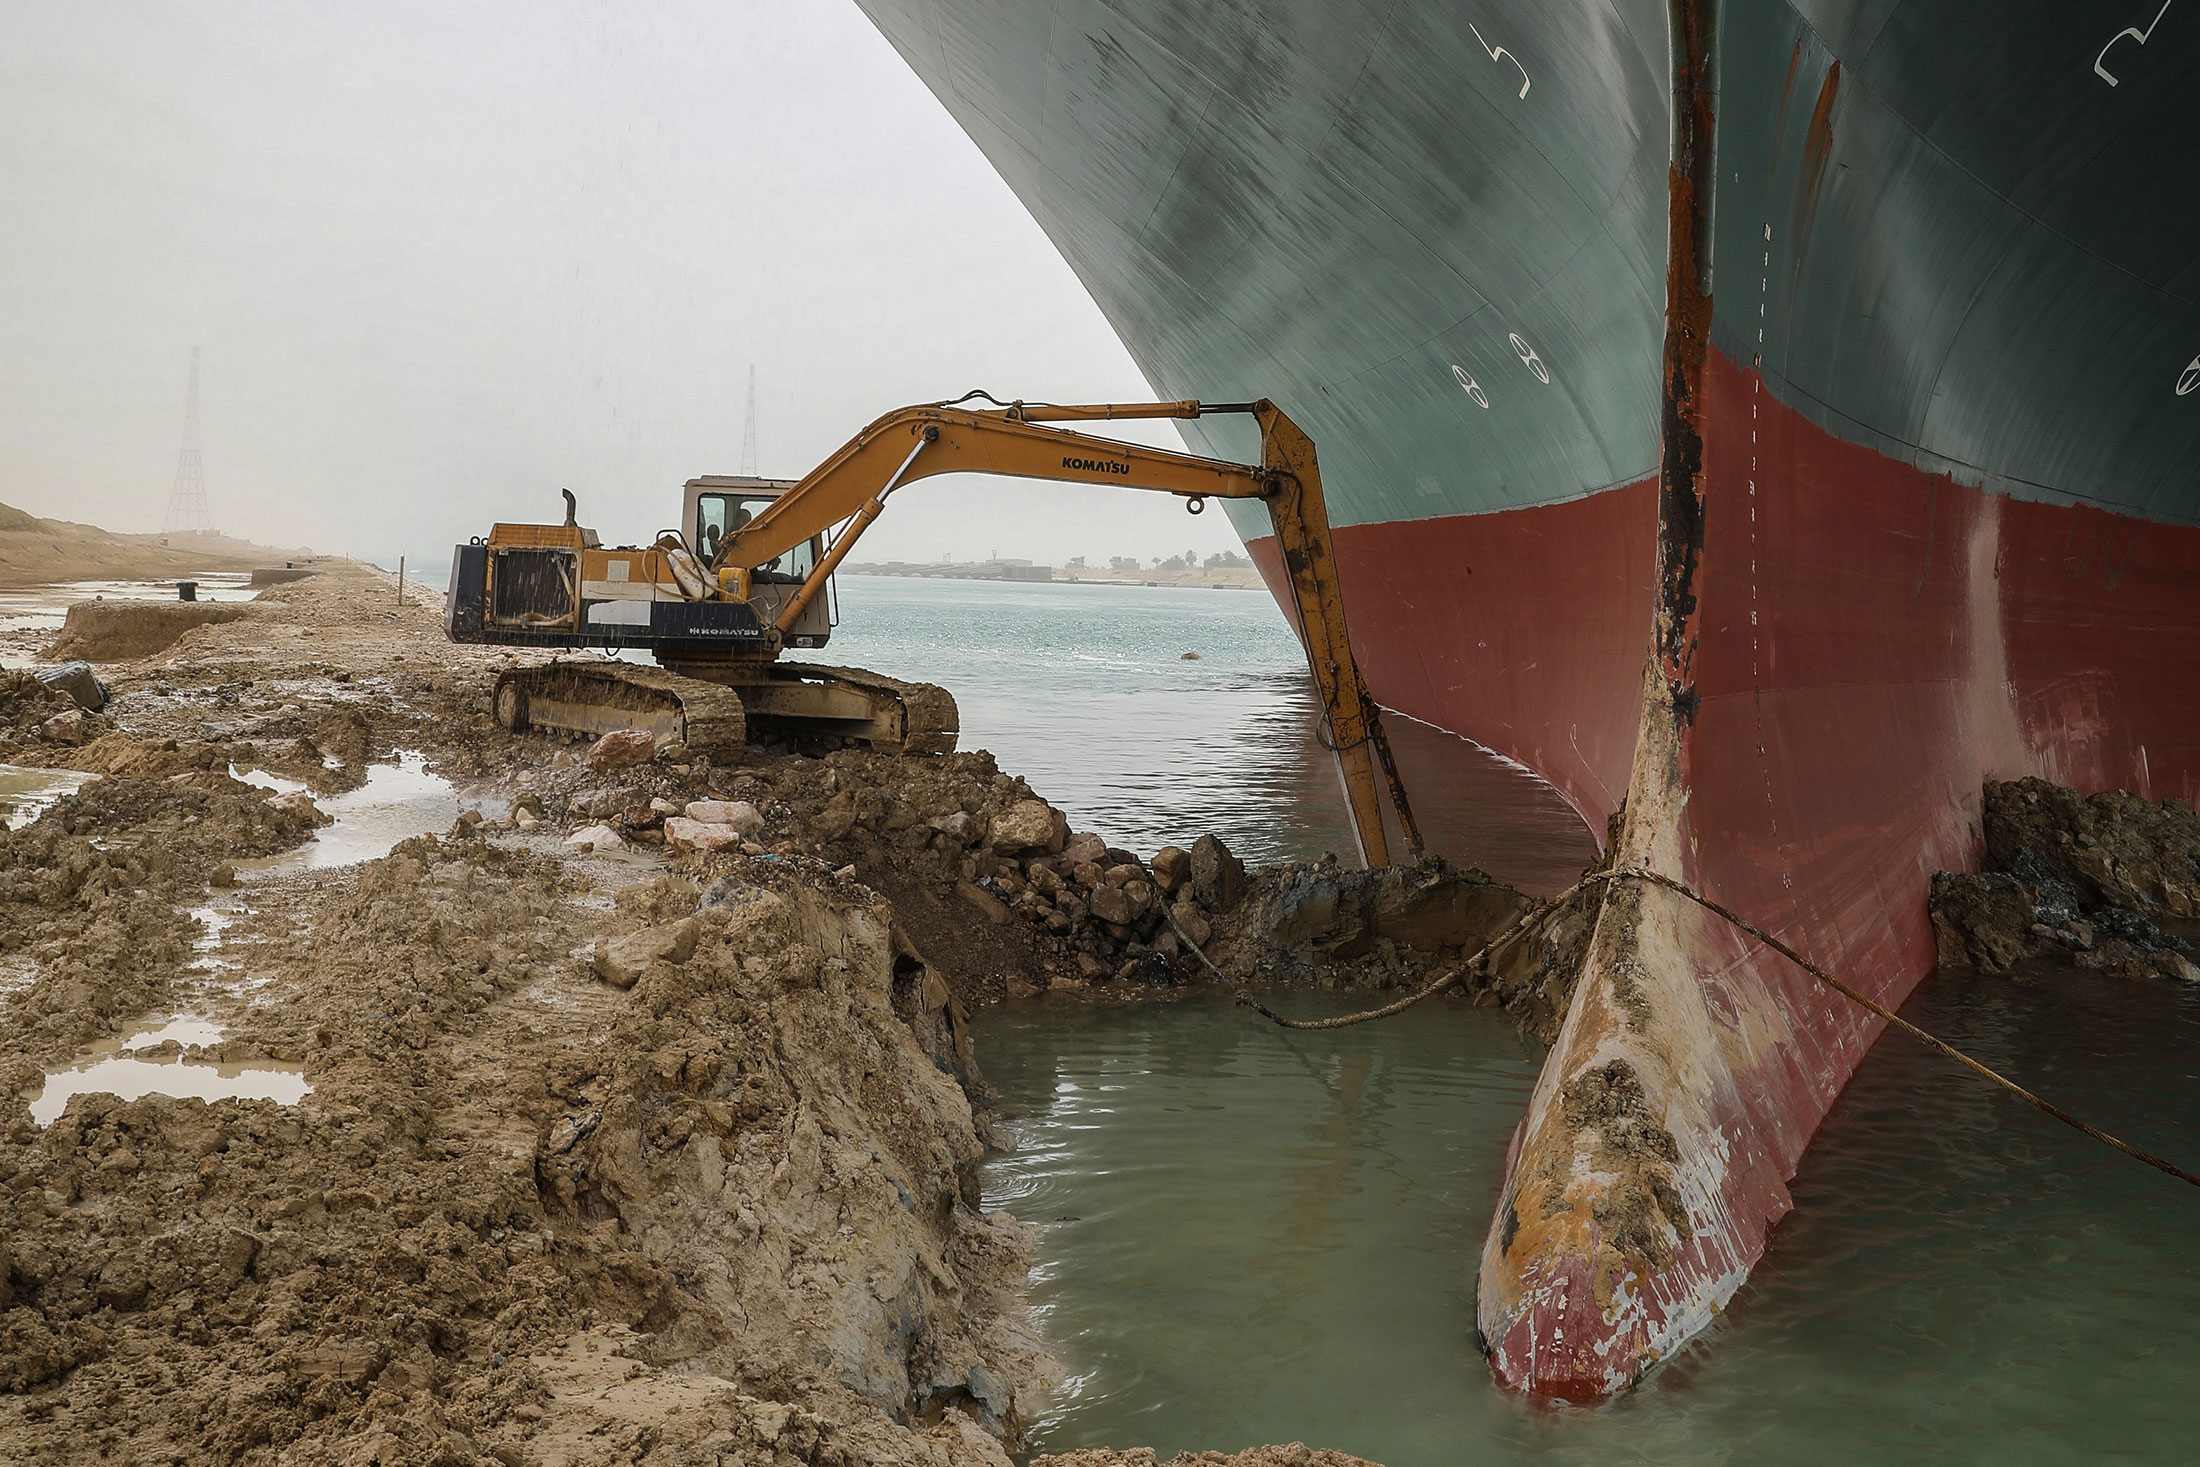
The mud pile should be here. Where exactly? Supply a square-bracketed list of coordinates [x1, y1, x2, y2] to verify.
[0, 566, 1051, 1464]
[2, 831, 1042, 1464]
[521, 733, 1577, 1037]
[44, 601, 257, 663]
[1931, 777, 2200, 981]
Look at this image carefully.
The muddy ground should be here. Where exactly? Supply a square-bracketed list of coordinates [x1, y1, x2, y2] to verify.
[1, 563, 1570, 1465]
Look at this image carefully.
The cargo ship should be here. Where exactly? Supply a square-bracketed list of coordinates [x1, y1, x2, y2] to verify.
[855, 0, 2200, 1396]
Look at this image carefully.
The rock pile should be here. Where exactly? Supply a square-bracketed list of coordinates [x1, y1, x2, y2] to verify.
[1931, 777, 2200, 980]
[513, 732, 1584, 1027]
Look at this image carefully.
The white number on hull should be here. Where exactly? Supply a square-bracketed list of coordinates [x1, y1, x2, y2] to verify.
[2096, 2, 2174, 86]
[1509, 334, 1550, 384]
[2179, 355, 2200, 396]
[1469, 24, 1531, 100]
[1451, 364, 1491, 408]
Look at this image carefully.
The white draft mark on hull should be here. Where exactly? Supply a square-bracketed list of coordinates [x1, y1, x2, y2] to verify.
[2096, 2, 2174, 86]
[1469, 23, 1531, 99]
[1451, 364, 1491, 408]
[1509, 334, 1550, 384]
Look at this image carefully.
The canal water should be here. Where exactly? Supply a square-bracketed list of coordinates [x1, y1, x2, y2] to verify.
[833, 574, 2199, 1460]
[827, 575, 1597, 894]
[979, 969, 2200, 1464]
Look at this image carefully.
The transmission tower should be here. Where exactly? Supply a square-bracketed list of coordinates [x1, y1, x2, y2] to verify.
[162, 347, 212, 535]
[739, 364, 759, 477]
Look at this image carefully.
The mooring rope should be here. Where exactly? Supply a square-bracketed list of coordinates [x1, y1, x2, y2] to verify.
[1172, 867, 2200, 1190]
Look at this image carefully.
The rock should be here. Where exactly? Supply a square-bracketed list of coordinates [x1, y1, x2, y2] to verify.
[1190, 833, 1247, 913]
[565, 822, 626, 851]
[1029, 865, 1064, 898]
[957, 880, 1012, 926]
[1122, 880, 1155, 919]
[1929, 871, 2040, 971]
[1986, 776, 2200, 916]
[927, 810, 984, 846]
[592, 919, 698, 988]
[685, 799, 765, 835]
[2004, 847, 2083, 928]
[698, 877, 770, 914]
[2088, 902, 2194, 959]
[1071, 861, 1105, 889]
[663, 817, 745, 853]
[265, 790, 332, 827]
[1074, 953, 1112, 983]
[1151, 845, 1192, 893]
[40, 709, 89, 745]
[587, 728, 657, 772]
[988, 798, 1068, 857]
[513, 808, 540, 829]
[33, 660, 106, 712]
[1060, 831, 1110, 867]
[572, 785, 644, 819]
[1102, 862, 1143, 887]
[649, 797, 681, 816]
[1088, 884, 1132, 926]
[1169, 900, 1212, 949]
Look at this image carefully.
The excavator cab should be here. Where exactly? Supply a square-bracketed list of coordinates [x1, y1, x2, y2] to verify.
[684, 476, 832, 643]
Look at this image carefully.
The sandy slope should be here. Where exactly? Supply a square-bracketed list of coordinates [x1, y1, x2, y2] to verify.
[0, 501, 294, 587]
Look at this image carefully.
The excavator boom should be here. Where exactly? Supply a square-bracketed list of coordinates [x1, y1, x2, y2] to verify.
[719, 396, 1420, 868]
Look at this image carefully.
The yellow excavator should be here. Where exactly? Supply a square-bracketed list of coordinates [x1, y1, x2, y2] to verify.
[443, 395, 1421, 866]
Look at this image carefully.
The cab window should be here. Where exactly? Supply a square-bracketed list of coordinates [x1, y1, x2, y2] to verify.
[697, 494, 817, 583]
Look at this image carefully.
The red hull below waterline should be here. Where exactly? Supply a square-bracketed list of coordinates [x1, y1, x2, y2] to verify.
[1245, 481, 1658, 839]
[1470, 347, 2200, 1397]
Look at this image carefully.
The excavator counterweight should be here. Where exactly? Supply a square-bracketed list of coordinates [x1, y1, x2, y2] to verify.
[445, 396, 1420, 866]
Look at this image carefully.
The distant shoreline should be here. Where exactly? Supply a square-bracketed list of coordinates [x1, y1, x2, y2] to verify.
[841, 564, 1265, 592]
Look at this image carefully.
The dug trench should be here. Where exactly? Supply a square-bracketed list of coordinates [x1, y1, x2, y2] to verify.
[0, 563, 1610, 1466]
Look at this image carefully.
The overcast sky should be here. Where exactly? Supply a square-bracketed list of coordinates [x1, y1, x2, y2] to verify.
[0, 2, 1246, 570]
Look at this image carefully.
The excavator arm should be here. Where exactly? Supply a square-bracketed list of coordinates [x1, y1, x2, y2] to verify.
[714, 396, 1423, 868]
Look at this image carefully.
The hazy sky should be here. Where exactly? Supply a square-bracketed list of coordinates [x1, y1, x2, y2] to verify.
[0, 2, 1246, 570]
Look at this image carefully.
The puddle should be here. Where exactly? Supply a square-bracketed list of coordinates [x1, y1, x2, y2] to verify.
[230, 765, 311, 797]
[26, 1014, 308, 1125]
[0, 573, 256, 636]
[235, 750, 470, 876]
[187, 904, 243, 974]
[0, 764, 96, 830]
[84, 1014, 228, 1055]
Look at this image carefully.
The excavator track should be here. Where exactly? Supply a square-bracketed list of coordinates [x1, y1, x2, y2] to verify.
[770, 662, 959, 755]
[651, 655, 959, 756]
[491, 661, 748, 764]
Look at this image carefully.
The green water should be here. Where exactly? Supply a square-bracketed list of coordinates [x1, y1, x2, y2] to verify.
[978, 970, 2200, 1465]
